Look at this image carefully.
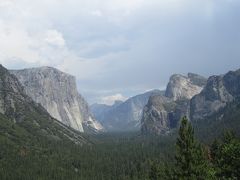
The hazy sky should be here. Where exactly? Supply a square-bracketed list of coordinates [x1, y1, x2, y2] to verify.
[0, 0, 240, 104]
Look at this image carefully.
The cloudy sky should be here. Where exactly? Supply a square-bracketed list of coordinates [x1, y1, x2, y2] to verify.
[0, 0, 240, 104]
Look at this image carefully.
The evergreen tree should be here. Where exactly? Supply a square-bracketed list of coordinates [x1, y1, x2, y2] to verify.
[211, 131, 240, 179]
[173, 116, 213, 180]
[149, 161, 160, 180]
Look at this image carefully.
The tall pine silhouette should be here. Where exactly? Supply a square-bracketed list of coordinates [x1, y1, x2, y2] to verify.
[173, 116, 213, 179]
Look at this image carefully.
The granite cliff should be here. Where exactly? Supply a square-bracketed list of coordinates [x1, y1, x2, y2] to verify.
[0, 64, 88, 144]
[190, 69, 240, 121]
[141, 73, 207, 135]
[11, 67, 103, 133]
[165, 73, 207, 101]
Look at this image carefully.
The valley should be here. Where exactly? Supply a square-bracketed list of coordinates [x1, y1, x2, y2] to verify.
[1, 1, 240, 179]
[0, 64, 240, 179]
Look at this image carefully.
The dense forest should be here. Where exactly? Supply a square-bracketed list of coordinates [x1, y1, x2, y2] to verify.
[1, 115, 240, 179]
[0, 113, 176, 180]
[151, 117, 240, 179]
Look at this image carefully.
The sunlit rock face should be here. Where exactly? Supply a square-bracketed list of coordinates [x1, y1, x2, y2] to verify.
[165, 73, 207, 101]
[11, 67, 103, 133]
[0, 64, 89, 144]
[141, 73, 207, 135]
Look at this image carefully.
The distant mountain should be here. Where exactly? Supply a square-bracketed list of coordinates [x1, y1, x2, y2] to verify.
[91, 101, 123, 122]
[91, 90, 164, 132]
[11, 67, 103, 133]
[141, 73, 207, 135]
[0, 64, 88, 145]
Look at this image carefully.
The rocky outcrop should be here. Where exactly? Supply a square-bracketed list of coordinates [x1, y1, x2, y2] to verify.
[141, 95, 171, 135]
[11, 67, 103, 133]
[141, 95, 190, 135]
[0, 64, 88, 144]
[91, 90, 164, 132]
[190, 69, 240, 121]
[165, 73, 207, 101]
[141, 73, 206, 135]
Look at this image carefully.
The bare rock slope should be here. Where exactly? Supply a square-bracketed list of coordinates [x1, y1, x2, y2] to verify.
[0, 64, 88, 144]
[190, 69, 240, 121]
[11, 67, 103, 133]
[141, 73, 207, 135]
[165, 73, 207, 101]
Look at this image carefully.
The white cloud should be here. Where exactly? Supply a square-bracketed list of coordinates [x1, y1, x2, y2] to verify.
[0, 21, 42, 65]
[0, 0, 240, 104]
[0, 0, 13, 8]
[100, 93, 128, 105]
[90, 10, 103, 17]
[44, 30, 65, 47]
[0, 0, 191, 69]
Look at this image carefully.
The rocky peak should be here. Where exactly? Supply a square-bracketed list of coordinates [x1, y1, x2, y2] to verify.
[165, 73, 207, 101]
[190, 69, 240, 121]
[141, 73, 206, 135]
[223, 69, 240, 97]
[10, 67, 103, 133]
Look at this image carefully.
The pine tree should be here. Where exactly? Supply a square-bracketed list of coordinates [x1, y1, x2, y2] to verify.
[211, 131, 240, 179]
[173, 116, 213, 180]
[149, 161, 160, 180]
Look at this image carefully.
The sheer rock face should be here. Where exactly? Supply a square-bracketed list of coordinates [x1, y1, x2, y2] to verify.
[141, 95, 190, 135]
[141, 96, 171, 135]
[190, 69, 240, 121]
[141, 73, 206, 135]
[165, 73, 207, 101]
[11, 67, 103, 133]
[0, 64, 88, 144]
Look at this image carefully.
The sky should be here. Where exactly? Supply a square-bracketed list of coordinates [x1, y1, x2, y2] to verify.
[0, 0, 240, 105]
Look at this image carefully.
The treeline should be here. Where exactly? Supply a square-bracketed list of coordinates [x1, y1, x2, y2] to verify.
[1, 116, 240, 179]
[150, 117, 240, 179]
[0, 131, 175, 180]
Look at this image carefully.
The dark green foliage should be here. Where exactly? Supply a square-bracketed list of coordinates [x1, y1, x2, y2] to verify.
[0, 115, 175, 180]
[1, 113, 240, 180]
[151, 117, 215, 180]
[211, 132, 240, 179]
[149, 161, 166, 180]
[172, 117, 212, 180]
[150, 116, 240, 180]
